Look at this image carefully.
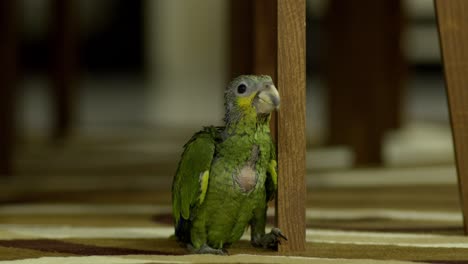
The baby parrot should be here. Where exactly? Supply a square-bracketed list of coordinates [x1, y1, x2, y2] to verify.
[172, 75, 286, 254]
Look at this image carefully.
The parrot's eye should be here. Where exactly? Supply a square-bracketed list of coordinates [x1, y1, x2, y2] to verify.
[237, 84, 247, 94]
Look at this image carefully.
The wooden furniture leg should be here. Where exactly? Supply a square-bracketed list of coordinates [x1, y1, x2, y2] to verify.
[276, 0, 306, 252]
[254, 0, 278, 140]
[229, 0, 254, 79]
[435, 0, 468, 234]
[0, 0, 17, 176]
[230, 0, 306, 252]
[324, 0, 405, 165]
[230, 0, 279, 142]
[50, 0, 78, 140]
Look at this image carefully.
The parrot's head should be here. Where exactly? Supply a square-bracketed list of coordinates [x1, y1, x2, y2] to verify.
[224, 75, 280, 123]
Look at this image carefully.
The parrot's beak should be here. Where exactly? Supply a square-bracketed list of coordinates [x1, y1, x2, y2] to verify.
[254, 83, 280, 114]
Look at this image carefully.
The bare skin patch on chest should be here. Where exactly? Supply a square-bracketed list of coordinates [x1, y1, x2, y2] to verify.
[236, 166, 257, 192]
[234, 145, 259, 192]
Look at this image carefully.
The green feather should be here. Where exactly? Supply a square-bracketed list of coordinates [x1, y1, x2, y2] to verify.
[172, 126, 219, 226]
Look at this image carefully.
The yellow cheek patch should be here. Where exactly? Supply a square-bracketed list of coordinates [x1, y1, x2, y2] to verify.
[236, 93, 257, 113]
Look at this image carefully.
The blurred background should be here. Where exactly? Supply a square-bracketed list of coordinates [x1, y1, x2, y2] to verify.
[0, 0, 455, 199]
[1, 1, 465, 259]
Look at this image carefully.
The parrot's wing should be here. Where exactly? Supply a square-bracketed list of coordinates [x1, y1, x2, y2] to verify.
[172, 126, 219, 227]
[265, 140, 278, 201]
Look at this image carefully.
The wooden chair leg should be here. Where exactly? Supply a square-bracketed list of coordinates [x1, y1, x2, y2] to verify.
[324, 0, 405, 165]
[435, 0, 468, 234]
[276, 0, 306, 252]
[229, 0, 254, 79]
[254, 0, 278, 140]
[50, 0, 78, 140]
[229, 0, 278, 79]
[0, 0, 18, 176]
[230, 0, 306, 251]
[230, 0, 279, 140]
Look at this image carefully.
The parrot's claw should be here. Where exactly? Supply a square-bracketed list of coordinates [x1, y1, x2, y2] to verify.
[272, 227, 288, 241]
[187, 244, 227, 255]
[251, 227, 288, 250]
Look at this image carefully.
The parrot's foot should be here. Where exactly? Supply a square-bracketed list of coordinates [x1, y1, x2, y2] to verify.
[251, 227, 288, 250]
[187, 244, 227, 255]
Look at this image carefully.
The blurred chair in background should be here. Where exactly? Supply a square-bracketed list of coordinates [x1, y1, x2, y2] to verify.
[0, 0, 18, 176]
[324, 0, 406, 166]
[0, 0, 78, 176]
[229, 0, 278, 139]
[49, 0, 78, 140]
[231, 0, 407, 167]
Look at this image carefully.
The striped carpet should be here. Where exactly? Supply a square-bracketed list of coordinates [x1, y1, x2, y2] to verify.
[1, 133, 467, 263]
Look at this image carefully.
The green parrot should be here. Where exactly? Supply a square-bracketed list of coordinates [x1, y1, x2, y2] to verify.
[172, 75, 286, 254]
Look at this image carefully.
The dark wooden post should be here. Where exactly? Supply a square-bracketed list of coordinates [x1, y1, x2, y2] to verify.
[276, 0, 306, 252]
[324, 0, 406, 165]
[253, 0, 278, 141]
[50, 0, 78, 140]
[253, 0, 277, 78]
[230, 0, 306, 252]
[0, 0, 18, 176]
[230, 0, 279, 140]
[229, 0, 254, 79]
[435, 0, 468, 234]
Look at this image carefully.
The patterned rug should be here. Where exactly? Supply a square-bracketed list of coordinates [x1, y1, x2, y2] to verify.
[0, 134, 467, 263]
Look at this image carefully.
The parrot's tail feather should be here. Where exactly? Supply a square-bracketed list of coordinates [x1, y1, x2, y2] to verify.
[175, 216, 192, 243]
